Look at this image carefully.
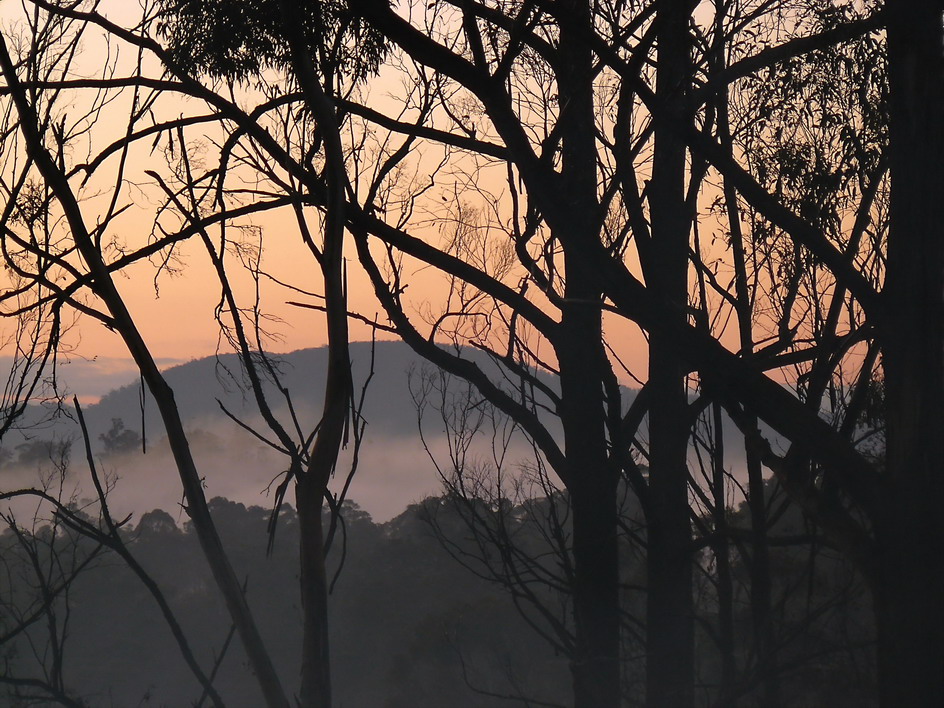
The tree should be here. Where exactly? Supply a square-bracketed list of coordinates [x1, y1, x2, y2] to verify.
[14, 438, 72, 469]
[0, 448, 97, 707]
[872, 4, 943, 704]
[2, 0, 940, 706]
[411, 362, 651, 703]
[0, 14, 292, 700]
[1, 397, 231, 708]
[0, 2, 380, 704]
[98, 418, 140, 456]
[341, 0, 939, 704]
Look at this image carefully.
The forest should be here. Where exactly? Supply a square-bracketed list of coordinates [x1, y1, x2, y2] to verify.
[2, 488, 871, 707]
[0, 0, 941, 707]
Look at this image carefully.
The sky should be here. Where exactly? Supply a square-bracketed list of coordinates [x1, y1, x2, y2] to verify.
[0, 4, 795, 531]
[0, 0, 666, 417]
[0, 0, 655, 380]
[0, 0, 656, 526]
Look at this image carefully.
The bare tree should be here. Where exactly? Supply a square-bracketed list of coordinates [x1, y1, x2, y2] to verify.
[0, 2, 377, 705]
[342, 1, 937, 705]
[2, 1, 940, 707]
[1, 397, 231, 707]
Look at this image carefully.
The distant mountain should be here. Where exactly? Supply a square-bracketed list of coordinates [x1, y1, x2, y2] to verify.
[0, 341, 566, 522]
[92, 340, 433, 439]
[4, 339, 773, 526]
[1, 339, 773, 522]
[1, 341, 520, 445]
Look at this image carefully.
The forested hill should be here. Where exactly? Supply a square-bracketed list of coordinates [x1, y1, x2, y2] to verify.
[4, 497, 572, 708]
[1, 491, 873, 708]
[3, 341, 463, 445]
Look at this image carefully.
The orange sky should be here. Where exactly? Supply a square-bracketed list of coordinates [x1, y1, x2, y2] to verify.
[0, 0, 662, 401]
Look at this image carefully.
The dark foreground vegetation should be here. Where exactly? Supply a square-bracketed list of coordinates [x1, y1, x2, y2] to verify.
[2, 491, 872, 708]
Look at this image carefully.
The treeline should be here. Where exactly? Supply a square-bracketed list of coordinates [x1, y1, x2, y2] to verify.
[2, 491, 871, 707]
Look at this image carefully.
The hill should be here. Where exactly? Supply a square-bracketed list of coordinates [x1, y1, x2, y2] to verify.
[1, 341, 558, 522]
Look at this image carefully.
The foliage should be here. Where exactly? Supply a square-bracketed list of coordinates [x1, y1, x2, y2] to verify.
[155, 0, 387, 84]
[98, 418, 141, 456]
[14, 438, 72, 468]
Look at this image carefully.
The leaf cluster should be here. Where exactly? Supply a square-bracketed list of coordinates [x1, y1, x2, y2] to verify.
[155, 0, 387, 84]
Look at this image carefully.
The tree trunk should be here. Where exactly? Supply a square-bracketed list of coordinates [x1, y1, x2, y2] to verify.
[297, 479, 332, 708]
[275, 5, 353, 705]
[710, 402, 736, 705]
[876, 4, 944, 706]
[560, 315, 620, 708]
[556, 1, 621, 705]
[569, 476, 620, 708]
[645, 2, 694, 706]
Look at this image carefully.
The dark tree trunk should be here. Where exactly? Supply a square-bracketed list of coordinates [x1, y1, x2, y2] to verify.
[744, 439, 779, 705]
[275, 5, 353, 705]
[645, 344, 694, 708]
[556, 1, 621, 706]
[722, 104, 779, 708]
[560, 312, 620, 708]
[297, 480, 332, 708]
[710, 402, 736, 705]
[644, 2, 695, 706]
[295, 325, 349, 708]
[876, 4, 944, 706]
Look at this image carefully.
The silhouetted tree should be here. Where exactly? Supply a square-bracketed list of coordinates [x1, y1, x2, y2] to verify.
[2, 1, 941, 706]
[14, 438, 72, 469]
[98, 418, 140, 456]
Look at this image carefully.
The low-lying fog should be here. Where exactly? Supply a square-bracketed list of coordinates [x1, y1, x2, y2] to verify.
[1, 342, 552, 524]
